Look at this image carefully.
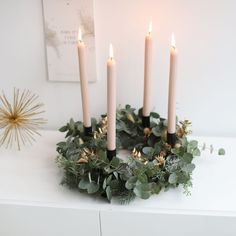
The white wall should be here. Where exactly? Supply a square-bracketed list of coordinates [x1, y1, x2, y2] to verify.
[0, 0, 235, 136]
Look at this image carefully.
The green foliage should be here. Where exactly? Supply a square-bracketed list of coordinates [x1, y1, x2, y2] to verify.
[56, 105, 225, 204]
[168, 173, 178, 184]
[218, 148, 225, 155]
[133, 183, 152, 199]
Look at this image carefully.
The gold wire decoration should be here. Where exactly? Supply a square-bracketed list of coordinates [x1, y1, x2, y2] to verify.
[0, 89, 46, 150]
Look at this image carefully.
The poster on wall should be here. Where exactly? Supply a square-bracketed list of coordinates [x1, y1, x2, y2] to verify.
[42, 0, 96, 82]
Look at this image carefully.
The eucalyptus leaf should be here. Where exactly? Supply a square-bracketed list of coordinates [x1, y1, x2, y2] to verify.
[150, 112, 160, 119]
[168, 173, 178, 184]
[154, 142, 161, 154]
[152, 183, 162, 194]
[218, 148, 225, 155]
[177, 173, 188, 184]
[134, 189, 151, 199]
[125, 104, 131, 110]
[113, 171, 119, 179]
[152, 127, 162, 137]
[98, 150, 107, 162]
[106, 175, 113, 185]
[137, 174, 148, 183]
[87, 182, 99, 194]
[106, 186, 112, 201]
[210, 145, 214, 154]
[189, 140, 198, 149]
[193, 148, 201, 157]
[182, 153, 193, 163]
[182, 163, 195, 173]
[133, 183, 152, 199]
[59, 126, 68, 132]
[57, 141, 66, 148]
[171, 148, 180, 155]
[125, 176, 138, 190]
[142, 147, 154, 156]
[75, 122, 83, 132]
[181, 137, 188, 147]
[69, 118, 75, 130]
[91, 118, 97, 129]
[103, 178, 107, 190]
[78, 178, 90, 190]
[163, 119, 168, 127]
[110, 157, 120, 168]
[109, 179, 120, 189]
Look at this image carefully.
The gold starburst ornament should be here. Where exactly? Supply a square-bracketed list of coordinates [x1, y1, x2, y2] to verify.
[0, 89, 46, 150]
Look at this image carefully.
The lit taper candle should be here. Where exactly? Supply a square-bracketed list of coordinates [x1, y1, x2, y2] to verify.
[142, 21, 153, 128]
[167, 33, 178, 146]
[77, 28, 92, 136]
[107, 44, 116, 160]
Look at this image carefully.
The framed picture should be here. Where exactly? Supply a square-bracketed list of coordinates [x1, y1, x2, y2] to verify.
[42, 0, 96, 82]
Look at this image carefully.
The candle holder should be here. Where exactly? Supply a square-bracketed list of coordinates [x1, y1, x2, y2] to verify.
[142, 116, 150, 128]
[84, 126, 93, 137]
[107, 149, 116, 161]
[167, 132, 176, 147]
[56, 104, 225, 204]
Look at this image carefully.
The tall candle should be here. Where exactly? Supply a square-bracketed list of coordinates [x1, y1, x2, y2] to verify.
[77, 28, 91, 128]
[107, 44, 116, 152]
[167, 33, 178, 135]
[143, 21, 153, 117]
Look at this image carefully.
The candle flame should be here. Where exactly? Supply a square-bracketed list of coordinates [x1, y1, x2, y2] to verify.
[171, 33, 176, 48]
[78, 28, 82, 42]
[148, 21, 152, 34]
[109, 43, 114, 59]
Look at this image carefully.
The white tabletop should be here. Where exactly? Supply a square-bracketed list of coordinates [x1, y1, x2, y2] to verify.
[0, 130, 234, 216]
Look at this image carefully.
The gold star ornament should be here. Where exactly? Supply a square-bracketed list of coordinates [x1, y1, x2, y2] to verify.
[0, 89, 46, 150]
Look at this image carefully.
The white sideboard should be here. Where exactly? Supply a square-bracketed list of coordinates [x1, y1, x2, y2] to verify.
[0, 131, 235, 236]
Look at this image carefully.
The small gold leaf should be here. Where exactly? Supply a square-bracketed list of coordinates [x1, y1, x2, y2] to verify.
[144, 128, 151, 137]
[127, 114, 135, 123]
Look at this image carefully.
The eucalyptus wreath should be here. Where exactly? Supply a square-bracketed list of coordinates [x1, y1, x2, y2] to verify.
[56, 105, 225, 204]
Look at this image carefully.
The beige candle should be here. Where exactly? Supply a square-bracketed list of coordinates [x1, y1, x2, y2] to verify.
[167, 33, 178, 134]
[77, 28, 91, 128]
[143, 21, 153, 117]
[107, 44, 116, 151]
